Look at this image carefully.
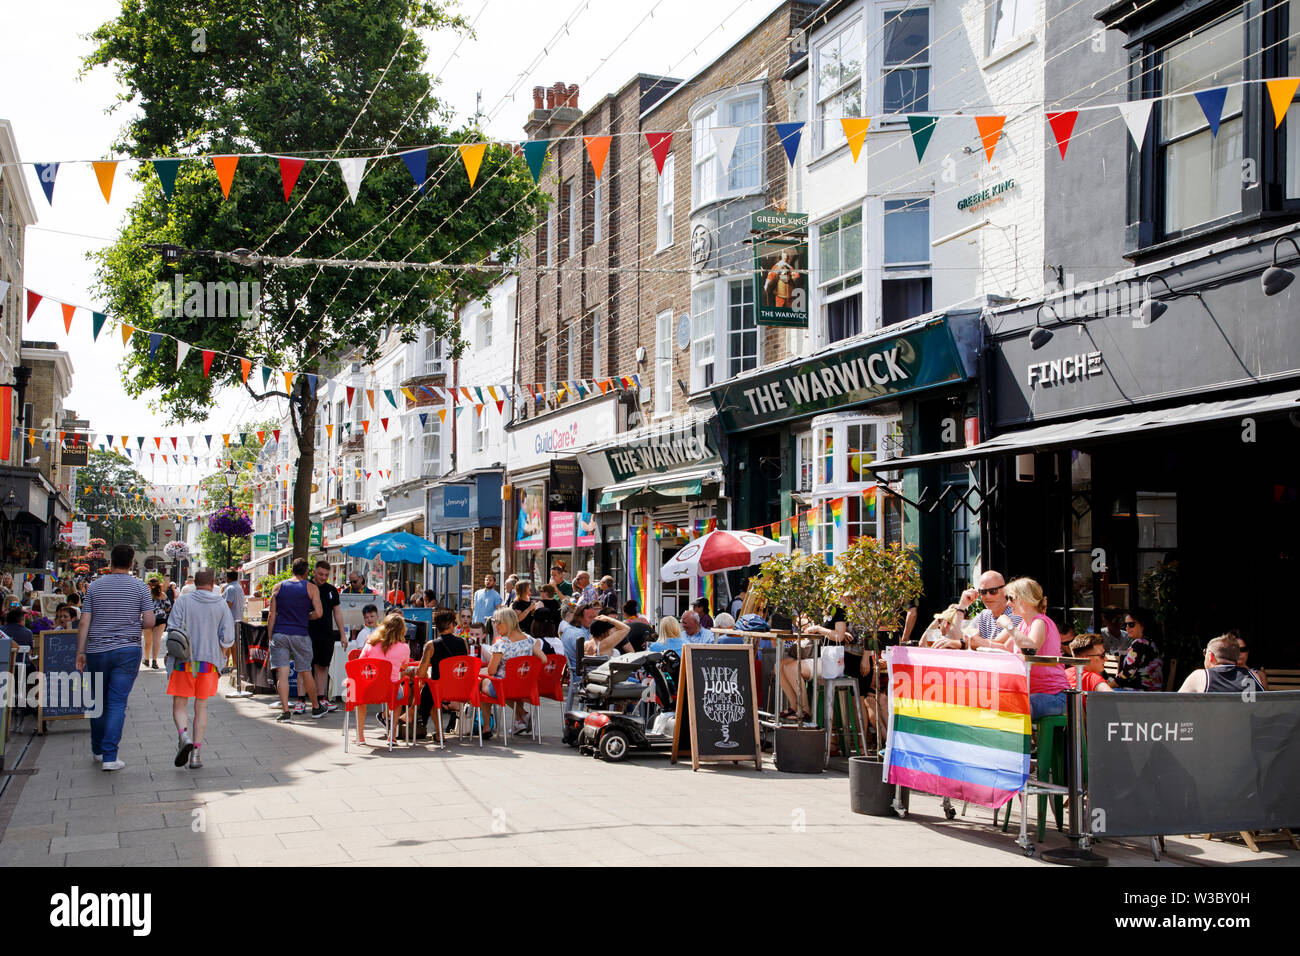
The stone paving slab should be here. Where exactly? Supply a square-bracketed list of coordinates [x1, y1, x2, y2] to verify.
[2, 659, 1297, 867]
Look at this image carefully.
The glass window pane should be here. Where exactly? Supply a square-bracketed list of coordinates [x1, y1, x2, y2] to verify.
[884, 9, 928, 66]
[728, 96, 761, 191]
[1164, 117, 1242, 233]
[842, 207, 863, 274]
[883, 67, 929, 114]
[819, 221, 841, 282]
[1162, 14, 1243, 140]
[881, 277, 932, 326]
[884, 198, 929, 263]
[819, 428, 834, 485]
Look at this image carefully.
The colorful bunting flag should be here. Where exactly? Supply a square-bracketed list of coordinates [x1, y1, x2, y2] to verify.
[459, 143, 486, 187]
[278, 157, 306, 201]
[401, 149, 428, 193]
[26, 290, 42, 321]
[907, 116, 939, 163]
[974, 115, 1005, 162]
[212, 155, 239, 198]
[60, 302, 75, 334]
[148, 332, 164, 362]
[92, 312, 107, 340]
[645, 132, 673, 174]
[337, 157, 367, 203]
[522, 140, 550, 183]
[91, 161, 118, 203]
[584, 135, 612, 180]
[153, 158, 181, 200]
[176, 341, 190, 371]
[711, 126, 741, 172]
[239, 358, 251, 383]
[775, 122, 804, 165]
[202, 350, 215, 377]
[1116, 99, 1154, 149]
[121, 323, 135, 345]
[1046, 111, 1078, 159]
[841, 117, 871, 162]
[34, 162, 58, 204]
[1266, 78, 1300, 128]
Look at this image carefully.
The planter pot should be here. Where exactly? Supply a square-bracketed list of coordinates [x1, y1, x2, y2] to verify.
[849, 757, 908, 816]
[774, 727, 824, 774]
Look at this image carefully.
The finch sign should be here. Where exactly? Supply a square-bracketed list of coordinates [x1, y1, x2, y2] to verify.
[710, 319, 967, 432]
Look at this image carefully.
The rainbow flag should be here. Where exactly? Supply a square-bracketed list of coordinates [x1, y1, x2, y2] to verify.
[884, 646, 1031, 809]
[830, 496, 845, 527]
[629, 522, 649, 616]
[862, 485, 877, 520]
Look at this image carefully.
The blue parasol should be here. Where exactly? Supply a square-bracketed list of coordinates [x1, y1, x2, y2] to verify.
[340, 531, 462, 566]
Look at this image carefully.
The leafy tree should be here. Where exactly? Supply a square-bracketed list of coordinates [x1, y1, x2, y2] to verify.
[823, 537, 924, 650]
[750, 551, 831, 630]
[73, 449, 150, 547]
[86, 0, 542, 560]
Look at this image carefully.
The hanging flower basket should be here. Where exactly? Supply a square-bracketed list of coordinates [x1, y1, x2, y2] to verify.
[74, 565, 90, 574]
[163, 541, 191, 560]
[208, 505, 254, 537]
[89, 538, 107, 548]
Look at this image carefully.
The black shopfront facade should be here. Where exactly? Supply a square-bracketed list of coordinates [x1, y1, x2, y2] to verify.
[918, 227, 1300, 672]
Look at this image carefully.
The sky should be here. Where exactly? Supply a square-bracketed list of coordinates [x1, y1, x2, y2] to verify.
[1, 0, 782, 486]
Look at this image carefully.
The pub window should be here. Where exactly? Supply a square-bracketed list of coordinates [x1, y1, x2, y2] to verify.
[815, 18, 863, 154]
[726, 278, 758, 379]
[818, 206, 863, 344]
[655, 309, 674, 417]
[690, 283, 716, 391]
[881, 197, 932, 327]
[1158, 12, 1243, 235]
[796, 431, 814, 493]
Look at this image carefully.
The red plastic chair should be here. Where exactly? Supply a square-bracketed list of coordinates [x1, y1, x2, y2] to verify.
[431, 655, 484, 747]
[534, 654, 568, 744]
[486, 656, 544, 747]
[347, 649, 362, 662]
[342, 657, 406, 753]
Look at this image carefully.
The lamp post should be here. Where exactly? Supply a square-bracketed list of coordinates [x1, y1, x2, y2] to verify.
[2, 489, 19, 567]
[221, 462, 239, 569]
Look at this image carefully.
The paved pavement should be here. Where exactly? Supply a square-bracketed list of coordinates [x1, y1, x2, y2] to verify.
[1, 665, 1295, 867]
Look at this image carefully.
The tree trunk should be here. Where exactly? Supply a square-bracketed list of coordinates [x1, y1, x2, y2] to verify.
[292, 387, 317, 562]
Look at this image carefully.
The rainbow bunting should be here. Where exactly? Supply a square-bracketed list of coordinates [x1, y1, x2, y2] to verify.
[830, 497, 845, 528]
[862, 485, 877, 521]
[884, 646, 1031, 809]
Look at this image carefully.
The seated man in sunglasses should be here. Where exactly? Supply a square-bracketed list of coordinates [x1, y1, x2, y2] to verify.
[938, 572, 1022, 650]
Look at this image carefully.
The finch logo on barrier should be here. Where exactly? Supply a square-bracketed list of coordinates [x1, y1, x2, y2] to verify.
[1105, 720, 1195, 743]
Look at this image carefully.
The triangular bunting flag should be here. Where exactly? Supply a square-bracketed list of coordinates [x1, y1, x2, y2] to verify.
[907, 116, 939, 163]
[775, 122, 803, 165]
[584, 135, 612, 180]
[974, 115, 1006, 162]
[346, 386, 355, 407]
[202, 350, 215, 377]
[384, 389, 397, 408]
[277, 157, 306, 201]
[1194, 88, 1228, 137]
[261, 366, 272, 388]
[1116, 99, 1154, 149]
[361, 420, 370, 434]
[283, 371, 295, 393]
[273, 429, 280, 443]
[325, 424, 333, 439]
[1266, 78, 1300, 128]
[212, 155, 239, 198]
[239, 358, 251, 383]
[92, 161, 118, 203]
[121, 323, 134, 345]
[458, 143, 487, 187]
[92, 312, 107, 340]
[438, 409, 447, 423]
[1046, 111, 1079, 158]
[34, 163, 58, 204]
[366, 389, 375, 409]
[60, 302, 75, 334]
[645, 132, 673, 174]
[148, 332, 163, 362]
[401, 149, 428, 193]
[495, 400, 504, 415]
[25, 290, 42, 321]
[380, 418, 388, 431]
[153, 158, 181, 200]
[176, 341, 191, 371]
[522, 140, 549, 183]
[711, 126, 741, 172]
[840, 118, 871, 162]
[306, 373, 318, 396]
[337, 157, 367, 202]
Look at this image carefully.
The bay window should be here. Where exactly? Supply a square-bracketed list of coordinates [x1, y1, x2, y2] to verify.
[690, 87, 764, 208]
[808, 411, 905, 563]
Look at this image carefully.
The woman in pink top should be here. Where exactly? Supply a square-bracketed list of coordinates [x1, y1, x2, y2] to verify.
[989, 577, 1068, 720]
[357, 613, 412, 744]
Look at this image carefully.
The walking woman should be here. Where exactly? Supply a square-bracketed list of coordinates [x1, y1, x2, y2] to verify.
[146, 577, 172, 669]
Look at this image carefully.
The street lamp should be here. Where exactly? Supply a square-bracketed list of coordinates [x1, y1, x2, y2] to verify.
[222, 462, 239, 570]
[2, 489, 19, 566]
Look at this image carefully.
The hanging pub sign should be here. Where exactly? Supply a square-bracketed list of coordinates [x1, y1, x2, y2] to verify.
[751, 210, 809, 329]
[548, 459, 583, 512]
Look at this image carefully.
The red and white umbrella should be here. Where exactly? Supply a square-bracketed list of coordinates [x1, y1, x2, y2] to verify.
[659, 530, 786, 582]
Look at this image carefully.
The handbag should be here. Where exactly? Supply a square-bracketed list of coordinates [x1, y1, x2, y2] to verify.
[165, 623, 192, 663]
[820, 644, 845, 679]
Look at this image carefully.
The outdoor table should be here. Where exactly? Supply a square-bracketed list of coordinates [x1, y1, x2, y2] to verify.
[711, 628, 812, 727]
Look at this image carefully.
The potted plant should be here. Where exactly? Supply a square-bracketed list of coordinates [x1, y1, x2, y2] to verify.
[824, 536, 923, 815]
[750, 550, 831, 773]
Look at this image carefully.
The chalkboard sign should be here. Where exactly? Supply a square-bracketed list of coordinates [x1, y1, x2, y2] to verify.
[671, 643, 762, 771]
[35, 629, 93, 731]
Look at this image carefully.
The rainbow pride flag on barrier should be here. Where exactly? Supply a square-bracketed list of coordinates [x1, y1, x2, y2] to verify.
[884, 646, 1031, 809]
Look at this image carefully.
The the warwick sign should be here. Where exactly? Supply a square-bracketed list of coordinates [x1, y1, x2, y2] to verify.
[604, 421, 720, 483]
[711, 320, 967, 432]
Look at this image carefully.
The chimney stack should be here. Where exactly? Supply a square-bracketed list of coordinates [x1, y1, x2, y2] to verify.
[566, 84, 579, 108]
[545, 86, 556, 110]
[532, 86, 545, 110]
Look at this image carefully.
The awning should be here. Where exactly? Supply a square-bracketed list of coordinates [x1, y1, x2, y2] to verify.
[326, 508, 424, 550]
[244, 545, 293, 574]
[598, 466, 722, 509]
[864, 388, 1300, 471]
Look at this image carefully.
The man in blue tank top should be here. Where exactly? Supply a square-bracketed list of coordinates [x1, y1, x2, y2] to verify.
[266, 558, 326, 721]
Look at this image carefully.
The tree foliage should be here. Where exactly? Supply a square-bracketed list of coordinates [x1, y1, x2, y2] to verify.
[750, 551, 831, 629]
[197, 426, 266, 569]
[85, 0, 542, 557]
[823, 538, 923, 649]
[73, 449, 150, 547]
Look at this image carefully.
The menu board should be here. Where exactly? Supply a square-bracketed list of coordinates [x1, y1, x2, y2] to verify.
[671, 643, 761, 771]
[35, 629, 92, 730]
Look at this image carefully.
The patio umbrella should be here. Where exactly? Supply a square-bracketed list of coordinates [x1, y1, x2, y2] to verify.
[659, 530, 786, 582]
[340, 531, 462, 566]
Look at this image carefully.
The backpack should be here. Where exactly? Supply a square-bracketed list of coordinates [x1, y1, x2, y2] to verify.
[165, 622, 192, 663]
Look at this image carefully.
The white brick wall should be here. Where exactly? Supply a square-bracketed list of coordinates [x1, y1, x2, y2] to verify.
[456, 276, 516, 473]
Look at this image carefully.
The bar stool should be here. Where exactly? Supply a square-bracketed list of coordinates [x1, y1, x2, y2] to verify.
[821, 677, 869, 765]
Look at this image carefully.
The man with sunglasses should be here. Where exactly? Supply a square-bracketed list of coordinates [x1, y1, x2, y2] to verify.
[954, 572, 1022, 649]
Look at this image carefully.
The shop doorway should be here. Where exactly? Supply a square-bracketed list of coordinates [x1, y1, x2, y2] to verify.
[660, 547, 691, 618]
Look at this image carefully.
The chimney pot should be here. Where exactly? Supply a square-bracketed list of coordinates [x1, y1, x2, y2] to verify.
[545, 87, 555, 110]
[566, 84, 579, 108]
[532, 86, 545, 110]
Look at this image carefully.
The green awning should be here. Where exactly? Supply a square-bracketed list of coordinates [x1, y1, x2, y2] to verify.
[599, 478, 705, 509]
